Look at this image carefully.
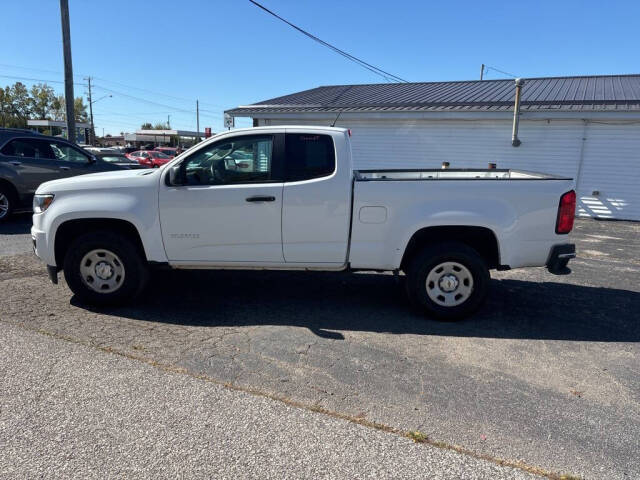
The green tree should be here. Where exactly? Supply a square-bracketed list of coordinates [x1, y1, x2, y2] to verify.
[140, 122, 153, 130]
[10, 82, 31, 119]
[29, 83, 56, 119]
[74, 97, 88, 123]
[0, 87, 10, 127]
[50, 95, 66, 121]
[153, 122, 167, 130]
[2, 82, 32, 127]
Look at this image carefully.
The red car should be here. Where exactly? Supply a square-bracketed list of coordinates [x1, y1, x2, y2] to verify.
[154, 146, 179, 158]
[126, 150, 172, 168]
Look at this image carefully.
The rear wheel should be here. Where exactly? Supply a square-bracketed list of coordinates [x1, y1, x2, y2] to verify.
[405, 242, 490, 321]
[0, 185, 15, 223]
[63, 231, 148, 305]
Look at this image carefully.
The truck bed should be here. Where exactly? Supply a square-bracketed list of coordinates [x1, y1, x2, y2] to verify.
[349, 169, 575, 271]
[355, 168, 572, 181]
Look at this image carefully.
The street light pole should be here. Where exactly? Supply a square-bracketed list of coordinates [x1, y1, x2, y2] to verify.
[59, 0, 75, 142]
[87, 92, 112, 146]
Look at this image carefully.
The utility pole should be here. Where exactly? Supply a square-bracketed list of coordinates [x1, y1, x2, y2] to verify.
[480, 63, 485, 81]
[59, 0, 76, 142]
[86, 76, 95, 145]
[196, 100, 200, 141]
[167, 114, 171, 129]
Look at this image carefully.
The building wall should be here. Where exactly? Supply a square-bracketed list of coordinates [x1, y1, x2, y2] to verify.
[257, 117, 640, 221]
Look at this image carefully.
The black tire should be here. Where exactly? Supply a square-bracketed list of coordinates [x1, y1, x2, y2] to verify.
[63, 231, 148, 305]
[0, 184, 15, 223]
[404, 242, 490, 321]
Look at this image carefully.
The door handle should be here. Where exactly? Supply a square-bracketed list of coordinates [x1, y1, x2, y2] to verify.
[246, 195, 276, 202]
[59, 166, 70, 171]
[9, 161, 21, 166]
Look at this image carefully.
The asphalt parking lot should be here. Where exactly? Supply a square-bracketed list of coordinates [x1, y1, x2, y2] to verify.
[1, 214, 639, 479]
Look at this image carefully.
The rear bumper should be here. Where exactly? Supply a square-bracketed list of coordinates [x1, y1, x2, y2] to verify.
[546, 243, 576, 275]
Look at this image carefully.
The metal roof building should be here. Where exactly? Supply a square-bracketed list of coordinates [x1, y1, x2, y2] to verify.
[228, 74, 640, 221]
[227, 74, 640, 115]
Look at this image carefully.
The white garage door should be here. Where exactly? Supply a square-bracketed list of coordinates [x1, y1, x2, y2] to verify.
[576, 122, 640, 220]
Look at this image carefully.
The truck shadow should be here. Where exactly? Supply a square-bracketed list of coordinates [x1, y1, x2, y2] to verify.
[74, 269, 640, 343]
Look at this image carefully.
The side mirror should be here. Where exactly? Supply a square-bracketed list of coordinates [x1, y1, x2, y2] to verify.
[167, 164, 185, 186]
[88, 155, 97, 164]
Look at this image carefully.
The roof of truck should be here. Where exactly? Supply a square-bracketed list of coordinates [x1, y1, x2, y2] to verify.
[226, 74, 640, 115]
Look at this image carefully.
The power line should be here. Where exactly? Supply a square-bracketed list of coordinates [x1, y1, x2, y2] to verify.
[248, 0, 409, 83]
[0, 72, 224, 119]
[0, 66, 227, 129]
[0, 62, 84, 79]
[92, 84, 197, 114]
[92, 84, 226, 119]
[0, 73, 84, 87]
[484, 65, 519, 78]
[90, 75, 226, 109]
[0, 62, 225, 109]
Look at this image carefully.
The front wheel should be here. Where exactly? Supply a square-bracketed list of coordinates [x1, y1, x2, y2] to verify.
[63, 231, 148, 305]
[405, 242, 490, 321]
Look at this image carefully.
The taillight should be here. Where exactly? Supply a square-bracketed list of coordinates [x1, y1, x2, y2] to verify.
[556, 190, 576, 234]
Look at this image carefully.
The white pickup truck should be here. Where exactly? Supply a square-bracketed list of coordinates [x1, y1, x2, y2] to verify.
[31, 126, 576, 319]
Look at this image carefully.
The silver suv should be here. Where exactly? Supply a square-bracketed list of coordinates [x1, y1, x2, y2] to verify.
[0, 129, 123, 222]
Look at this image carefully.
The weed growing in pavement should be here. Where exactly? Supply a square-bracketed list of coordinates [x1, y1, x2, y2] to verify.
[407, 431, 428, 443]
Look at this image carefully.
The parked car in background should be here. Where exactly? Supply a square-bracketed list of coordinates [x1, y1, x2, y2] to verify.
[154, 146, 178, 158]
[94, 152, 149, 170]
[125, 150, 172, 168]
[0, 128, 124, 222]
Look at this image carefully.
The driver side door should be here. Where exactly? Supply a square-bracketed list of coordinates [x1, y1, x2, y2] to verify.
[159, 133, 286, 264]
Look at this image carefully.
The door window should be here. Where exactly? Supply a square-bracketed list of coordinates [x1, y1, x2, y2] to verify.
[0, 139, 56, 160]
[285, 133, 335, 181]
[47, 142, 91, 163]
[183, 135, 273, 185]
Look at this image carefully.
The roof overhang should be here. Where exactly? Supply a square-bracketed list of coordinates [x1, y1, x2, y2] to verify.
[28, 119, 91, 128]
[136, 129, 203, 137]
[228, 109, 640, 122]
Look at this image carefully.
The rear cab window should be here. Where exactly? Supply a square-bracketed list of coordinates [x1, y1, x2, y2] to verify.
[284, 133, 335, 181]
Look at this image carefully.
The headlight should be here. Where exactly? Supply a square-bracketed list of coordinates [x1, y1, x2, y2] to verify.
[33, 194, 55, 213]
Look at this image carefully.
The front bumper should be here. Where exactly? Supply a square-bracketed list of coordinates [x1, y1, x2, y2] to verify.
[546, 243, 576, 275]
[32, 225, 59, 284]
[31, 224, 47, 260]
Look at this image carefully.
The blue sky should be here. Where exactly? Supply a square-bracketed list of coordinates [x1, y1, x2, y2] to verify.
[1, 0, 638, 135]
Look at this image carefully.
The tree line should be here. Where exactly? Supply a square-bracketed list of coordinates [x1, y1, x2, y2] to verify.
[140, 122, 171, 130]
[0, 82, 88, 131]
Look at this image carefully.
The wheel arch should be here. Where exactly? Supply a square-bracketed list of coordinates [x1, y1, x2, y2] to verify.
[400, 225, 501, 272]
[54, 218, 147, 268]
[0, 177, 19, 202]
